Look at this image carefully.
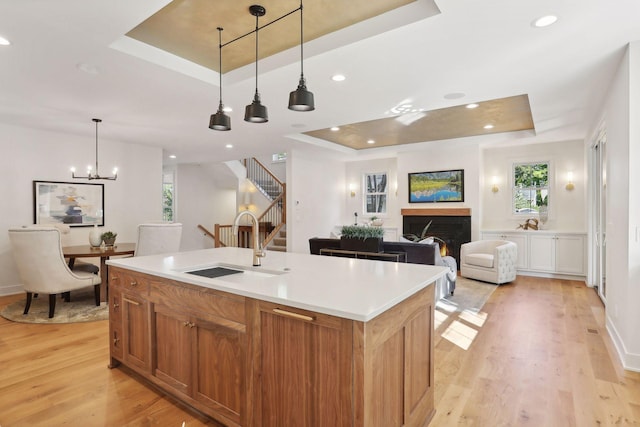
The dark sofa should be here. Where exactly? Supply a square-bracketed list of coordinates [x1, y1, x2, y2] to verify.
[309, 237, 455, 295]
[308, 237, 436, 265]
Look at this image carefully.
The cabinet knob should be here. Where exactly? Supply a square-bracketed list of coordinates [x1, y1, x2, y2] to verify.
[129, 281, 137, 287]
[113, 337, 120, 345]
[112, 302, 119, 309]
[183, 321, 195, 328]
[111, 276, 119, 281]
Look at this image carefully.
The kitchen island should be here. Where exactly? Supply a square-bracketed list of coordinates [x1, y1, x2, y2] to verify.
[107, 247, 447, 427]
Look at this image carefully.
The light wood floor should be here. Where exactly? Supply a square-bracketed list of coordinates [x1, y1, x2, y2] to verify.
[0, 276, 638, 426]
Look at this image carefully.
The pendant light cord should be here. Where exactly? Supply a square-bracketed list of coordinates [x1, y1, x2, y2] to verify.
[254, 14, 259, 95]
[217, 27, 223, 103]
[94, 119, 100, 175]
[299, 1, 304, 78]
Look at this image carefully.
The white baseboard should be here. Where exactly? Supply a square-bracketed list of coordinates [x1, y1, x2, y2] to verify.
[606, 315, 640, 372]
[517, 270, 587, 282]
[0, 284, 24, 296]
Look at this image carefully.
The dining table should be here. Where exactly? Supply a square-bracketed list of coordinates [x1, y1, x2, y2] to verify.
[62, 243, 136, 302]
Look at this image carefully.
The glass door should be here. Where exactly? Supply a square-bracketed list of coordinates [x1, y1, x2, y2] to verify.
[593, 133, 607, 303]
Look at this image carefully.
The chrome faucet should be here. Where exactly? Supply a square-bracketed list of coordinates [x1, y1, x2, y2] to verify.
[233, 210, 266, 266]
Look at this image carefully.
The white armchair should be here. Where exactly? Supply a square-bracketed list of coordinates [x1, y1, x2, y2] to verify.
[135, 223, 182, 257]
[460, 240, 517, 284]
[8, 227, 101, 318]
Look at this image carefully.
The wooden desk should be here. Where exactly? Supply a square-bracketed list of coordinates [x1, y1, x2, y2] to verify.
[63, 243, 136, 301]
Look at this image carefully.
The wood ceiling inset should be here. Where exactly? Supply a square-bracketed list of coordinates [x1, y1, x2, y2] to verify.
[304, 95, 535, 150]
[126, 0, 415, 73]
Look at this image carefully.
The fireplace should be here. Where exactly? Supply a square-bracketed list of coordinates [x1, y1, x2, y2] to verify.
[401, 208, 471, 267]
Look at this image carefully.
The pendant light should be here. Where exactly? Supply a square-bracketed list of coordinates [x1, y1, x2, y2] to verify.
[288, 0, 314, 111]
[244, 5, 268, 123]
[70, 118, 118, 181]
[209, 27, 231, 131]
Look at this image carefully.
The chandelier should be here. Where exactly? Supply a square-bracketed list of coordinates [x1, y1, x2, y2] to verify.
[209, 1, 314, 131]
[70, 118, 118, 181]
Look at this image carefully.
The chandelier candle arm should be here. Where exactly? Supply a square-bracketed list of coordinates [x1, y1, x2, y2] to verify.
[71, 118, 117, 181]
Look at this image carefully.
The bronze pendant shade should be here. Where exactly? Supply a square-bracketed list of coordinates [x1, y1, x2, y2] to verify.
[244, 5, 268, 123]
[288, 2, 314, 111]
[209, 27, 231, 131]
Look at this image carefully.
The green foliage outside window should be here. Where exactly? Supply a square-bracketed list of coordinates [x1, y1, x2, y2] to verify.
[163, 183, 173, 222]
[513, 162, 549, 213]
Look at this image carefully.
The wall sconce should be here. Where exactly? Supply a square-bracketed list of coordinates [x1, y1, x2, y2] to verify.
[491, 176, 499, 193]
[566, 172, 575, 191]
[349, 183, 357, 197]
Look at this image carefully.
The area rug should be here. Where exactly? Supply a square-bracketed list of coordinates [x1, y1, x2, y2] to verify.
[438, 276, 498, 314]
[0, 289, 108, 324]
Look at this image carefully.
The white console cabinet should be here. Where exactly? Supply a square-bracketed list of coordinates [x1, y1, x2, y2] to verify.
[481, 230, 586, 278]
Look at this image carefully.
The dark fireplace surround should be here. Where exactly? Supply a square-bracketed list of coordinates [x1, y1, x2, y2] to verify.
[402, 209, 471, 267]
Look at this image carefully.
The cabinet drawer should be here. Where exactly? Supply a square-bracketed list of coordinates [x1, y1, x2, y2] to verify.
[150, 282, 245, 325]
[110, 268, 150, 294]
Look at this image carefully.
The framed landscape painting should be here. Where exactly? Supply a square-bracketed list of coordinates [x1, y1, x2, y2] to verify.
[408, 169, 464, 203]
[33, 181, 104, 227]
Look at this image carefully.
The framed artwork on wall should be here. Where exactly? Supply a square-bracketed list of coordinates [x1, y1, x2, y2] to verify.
[33, 181, 104, 227]
[408, 169, 464, 203]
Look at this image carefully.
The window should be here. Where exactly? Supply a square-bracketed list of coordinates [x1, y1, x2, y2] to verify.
[271, 152, 287, 163]
[513, 162, 549, 214]
[162, 170, 175, 222]
[364, 172, 387, 215]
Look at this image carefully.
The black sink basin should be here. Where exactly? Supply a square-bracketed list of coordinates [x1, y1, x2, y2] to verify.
[186, 267, 244, 279]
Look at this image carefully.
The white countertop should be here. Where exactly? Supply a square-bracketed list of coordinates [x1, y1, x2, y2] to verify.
[107, 247, 448, 322]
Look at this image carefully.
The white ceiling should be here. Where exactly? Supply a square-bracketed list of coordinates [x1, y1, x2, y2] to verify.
[1, 0, 639, 165]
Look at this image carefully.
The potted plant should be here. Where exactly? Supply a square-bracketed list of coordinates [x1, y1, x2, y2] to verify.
[340, 225, 385, 253]
[101, 231, 117, 247]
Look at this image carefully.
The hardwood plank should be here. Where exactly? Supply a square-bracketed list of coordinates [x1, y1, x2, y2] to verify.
[2, 275, 640, 426]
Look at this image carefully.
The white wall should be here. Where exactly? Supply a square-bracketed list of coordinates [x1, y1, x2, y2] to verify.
[481, 140, 587, 231]
[175, 164, 236, 251]
[287, 148, 345, 253]
[398, 141, 482, 240]
[345, 158, 398, 228]
[593, 41, 640, 371]
[0, 123, 162, 295]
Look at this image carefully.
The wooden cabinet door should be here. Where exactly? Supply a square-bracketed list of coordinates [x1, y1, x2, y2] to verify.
[256, 302, 353, 427]
[191, 316, 245, 425]
[153, 304, 192, 397]
[109, 287, 123, 362]
[122, 291, 150, 372]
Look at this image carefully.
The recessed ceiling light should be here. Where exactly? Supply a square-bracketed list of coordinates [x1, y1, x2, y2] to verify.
[331, 74, 346, 82]
[533, 15, 558, 28]
[0, 35, 10, 46]
[466, 103, 479, 109]
[168, 155, 177, 159]
[484, 124, 494, 129]
[367, 139, 375, 144]
[444, 92, 466, 100]
[76, 62, 99, 74]
[330, 126, 340, 131]
[225, 144, 233, 149]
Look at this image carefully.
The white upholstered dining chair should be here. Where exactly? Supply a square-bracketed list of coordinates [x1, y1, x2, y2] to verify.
[134, 223, 183, 257]
[8, 226, 101, 318]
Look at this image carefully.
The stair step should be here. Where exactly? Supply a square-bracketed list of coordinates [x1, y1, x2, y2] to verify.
[268, 245, 287, 252]
[279, 230, 286, 238]
[273, 237, 286, 246]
